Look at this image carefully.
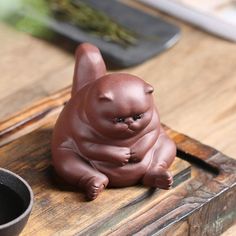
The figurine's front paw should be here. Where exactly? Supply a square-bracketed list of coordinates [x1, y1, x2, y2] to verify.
[129, 152, 141, 163]
[143, 167, 173, 189]
[86, 175, 109, 201]
[113, 147, 131, 166]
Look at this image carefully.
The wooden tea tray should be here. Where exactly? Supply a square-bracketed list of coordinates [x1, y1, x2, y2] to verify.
[0, 87, 235, 236]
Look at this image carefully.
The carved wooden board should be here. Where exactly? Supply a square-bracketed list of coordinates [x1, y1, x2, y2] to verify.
[0, 88, 235, 236]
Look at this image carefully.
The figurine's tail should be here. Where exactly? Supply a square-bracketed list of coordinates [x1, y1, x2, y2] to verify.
[71, 43, 107, 96]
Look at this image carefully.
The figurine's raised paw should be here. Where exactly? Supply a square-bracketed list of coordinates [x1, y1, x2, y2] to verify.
[86, 176, 109, 201]
[143, 167, 173, 190]
[129, 151, 141, 163]
[112, 147, 131, 166]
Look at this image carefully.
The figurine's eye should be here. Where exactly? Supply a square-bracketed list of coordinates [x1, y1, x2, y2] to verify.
[133, 114, 142, 121]
[115, 117, 125, 123]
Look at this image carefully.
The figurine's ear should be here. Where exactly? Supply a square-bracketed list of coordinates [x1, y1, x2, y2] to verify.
[99, 92, 113, 102]
[145, 84, 154, 94]
[71, 43, 107, 97]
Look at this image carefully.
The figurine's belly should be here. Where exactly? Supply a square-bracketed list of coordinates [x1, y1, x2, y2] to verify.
[91, 148, 154, 187]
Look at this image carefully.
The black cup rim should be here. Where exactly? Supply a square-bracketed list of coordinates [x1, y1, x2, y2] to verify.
[0, 168, 34, 229]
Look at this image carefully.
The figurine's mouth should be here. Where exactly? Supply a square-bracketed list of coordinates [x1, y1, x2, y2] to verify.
[126, 127, 135, 133]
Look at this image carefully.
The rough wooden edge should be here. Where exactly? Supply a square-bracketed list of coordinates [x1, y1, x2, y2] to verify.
[76, 148, 235, 236]
[0, 86, 70, 146]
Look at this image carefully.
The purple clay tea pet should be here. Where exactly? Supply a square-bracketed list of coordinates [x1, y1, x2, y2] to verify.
[51, 43, 176, 200]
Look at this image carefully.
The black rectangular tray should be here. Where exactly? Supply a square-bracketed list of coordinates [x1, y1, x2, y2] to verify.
[22, 0, 180, 68]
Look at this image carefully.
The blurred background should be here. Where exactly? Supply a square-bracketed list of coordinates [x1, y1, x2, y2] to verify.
[0, 0, 235, 235]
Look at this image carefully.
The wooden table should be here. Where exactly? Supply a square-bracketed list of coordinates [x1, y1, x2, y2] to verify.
[0, 1, 235, 235]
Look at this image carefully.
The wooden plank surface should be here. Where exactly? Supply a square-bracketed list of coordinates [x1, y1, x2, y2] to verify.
[0, 0, 236, 234]
[0, 106, 235, 235]
[0, 23, 74, 120]
[0, 86, 234, 236]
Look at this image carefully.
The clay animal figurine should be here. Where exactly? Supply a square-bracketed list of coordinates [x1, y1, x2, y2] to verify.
[52, 43, 176, 201]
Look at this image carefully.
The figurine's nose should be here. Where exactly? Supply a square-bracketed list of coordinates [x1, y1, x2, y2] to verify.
[125, 117, 133, 125]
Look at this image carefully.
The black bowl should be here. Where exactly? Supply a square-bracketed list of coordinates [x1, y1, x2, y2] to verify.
[0, 168, 33, 236]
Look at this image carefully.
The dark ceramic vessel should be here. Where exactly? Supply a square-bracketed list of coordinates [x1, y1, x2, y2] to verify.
[0, 168, 33, 236]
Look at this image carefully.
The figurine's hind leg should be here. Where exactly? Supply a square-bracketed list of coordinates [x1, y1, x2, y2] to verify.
[52, 148, 109, 200]
[142, 131, 176, 189]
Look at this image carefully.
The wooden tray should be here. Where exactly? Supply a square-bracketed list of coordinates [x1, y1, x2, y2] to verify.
[0, 87, 235, 236]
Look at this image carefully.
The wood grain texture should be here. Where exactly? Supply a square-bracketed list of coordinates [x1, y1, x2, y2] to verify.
[0, 88, 235, 236]
[0, 87, 70, 146]
[0, 23, 74, 121]
[0, 108, 235, 236]
[0, 0, 236, 234]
